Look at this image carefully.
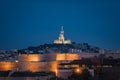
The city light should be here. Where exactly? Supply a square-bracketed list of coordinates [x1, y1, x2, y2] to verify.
[15, 60, 18, 62]
[55, 69, 58, 76]
[75, 68, 82, 74]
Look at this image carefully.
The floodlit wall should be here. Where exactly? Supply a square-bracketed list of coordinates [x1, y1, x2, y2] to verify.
[18, 61, 58, 72]
[19, 54, 57, 61]
[0, 62, 18, 71]
[0, 53, 80, 72]
[18, 53, 80, 72]
[18, 54, 44, 61]
[56, 53, 79, 61]
[19, 53, 80, 61]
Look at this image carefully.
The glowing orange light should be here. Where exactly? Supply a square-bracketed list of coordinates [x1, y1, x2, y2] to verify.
[76, 68, 80, 72]
[55, 69, 58, 76]
[75, 68, 82, 74]
[0, 62, 16, 71]
[56, 54, 65, 60]
[27, 54, 39, 61]
[56, 54, 79, 61]
[19, 54, 40, 61]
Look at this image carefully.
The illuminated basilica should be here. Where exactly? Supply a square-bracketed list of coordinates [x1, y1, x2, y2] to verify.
[54, 26, 71, 44]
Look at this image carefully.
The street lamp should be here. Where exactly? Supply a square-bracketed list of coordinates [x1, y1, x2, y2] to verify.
[75, 68, 82, 74]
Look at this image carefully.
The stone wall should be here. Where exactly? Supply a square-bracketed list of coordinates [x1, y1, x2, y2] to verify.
[18, 61, 58, 72]
[19, 53, 80, 61]
[0, 62, 18, 71]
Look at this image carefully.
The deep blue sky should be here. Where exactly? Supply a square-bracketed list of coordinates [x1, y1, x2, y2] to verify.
[0, 0, 120, 50]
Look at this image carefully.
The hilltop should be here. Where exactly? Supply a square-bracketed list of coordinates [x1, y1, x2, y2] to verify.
[18, 43, 100, 54]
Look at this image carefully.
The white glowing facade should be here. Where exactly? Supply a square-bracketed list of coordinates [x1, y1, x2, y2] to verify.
[54, 26, 71, 44]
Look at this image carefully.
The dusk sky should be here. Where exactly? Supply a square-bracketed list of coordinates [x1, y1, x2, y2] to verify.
[0, 0, 120, 50]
